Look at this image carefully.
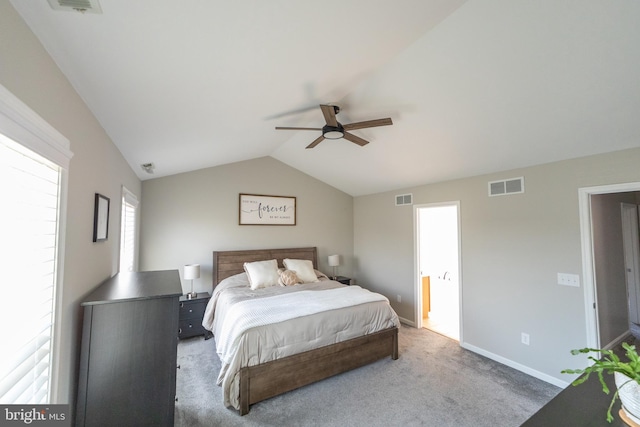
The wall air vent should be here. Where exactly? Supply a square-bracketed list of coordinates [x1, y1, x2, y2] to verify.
[395, 193, 413, 206]
[48, 0, 102, 13]
[488, 177, 524, 197]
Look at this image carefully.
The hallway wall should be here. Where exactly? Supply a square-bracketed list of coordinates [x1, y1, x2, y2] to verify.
[592, 191, 640, 346]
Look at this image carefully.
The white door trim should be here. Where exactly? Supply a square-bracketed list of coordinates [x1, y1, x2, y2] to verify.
[579, 182, 640, 349]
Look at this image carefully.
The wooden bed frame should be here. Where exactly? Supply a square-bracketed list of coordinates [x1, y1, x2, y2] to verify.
[212, 247, 399, 415]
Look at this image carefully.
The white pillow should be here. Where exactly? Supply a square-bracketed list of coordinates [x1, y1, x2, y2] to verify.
[244, 259, 280, 289]
[283, 258, 319, 283]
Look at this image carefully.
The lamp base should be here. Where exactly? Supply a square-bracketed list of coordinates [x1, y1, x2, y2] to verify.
[186, 291, 198, 299]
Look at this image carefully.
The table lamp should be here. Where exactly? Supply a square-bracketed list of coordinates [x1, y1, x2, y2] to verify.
[184, 264, 200, 299]
[328, 255, 341, 280]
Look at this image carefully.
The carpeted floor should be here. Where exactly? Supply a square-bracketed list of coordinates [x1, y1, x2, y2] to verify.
[175, 326, 560, 427]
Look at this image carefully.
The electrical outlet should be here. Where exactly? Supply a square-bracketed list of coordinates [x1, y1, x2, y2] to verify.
[397, 295, 401, 303]
[558, 273, 580, 287]
[521, 332, 530, 345]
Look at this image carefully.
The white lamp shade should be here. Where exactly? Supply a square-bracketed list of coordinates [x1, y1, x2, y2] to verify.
[328, 255, 341, 267]
[184, 264, 200, 280]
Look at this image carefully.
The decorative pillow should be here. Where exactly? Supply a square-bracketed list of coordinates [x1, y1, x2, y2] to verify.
[283, 258, 319, 283]
[278, 269, 301, 286]
[243, 259, 279, 290]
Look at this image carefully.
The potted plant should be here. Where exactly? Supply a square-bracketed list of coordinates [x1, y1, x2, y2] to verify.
[562, 342, 640, 423]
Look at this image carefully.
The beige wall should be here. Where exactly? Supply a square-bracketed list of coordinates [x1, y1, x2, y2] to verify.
[1, 1, 141, 404]
[139, 157, 354, 293]
[354, 147, 640, 385]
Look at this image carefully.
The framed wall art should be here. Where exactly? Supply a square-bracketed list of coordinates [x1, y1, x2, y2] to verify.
[93, 193, 110, 242]
[239, 193, 296, 225]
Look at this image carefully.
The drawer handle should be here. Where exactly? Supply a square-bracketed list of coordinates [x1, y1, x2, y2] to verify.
[189, 309, 193, 313]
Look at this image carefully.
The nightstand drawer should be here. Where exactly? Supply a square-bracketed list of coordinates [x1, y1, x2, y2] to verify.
[334, 276, 351, 285]
[179, 300, 207, 320]
[178, 292, 210, 339]
[178, 319, 206, 339]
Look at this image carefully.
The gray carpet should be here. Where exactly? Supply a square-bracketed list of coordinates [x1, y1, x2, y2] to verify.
[175, 326, 560, 427]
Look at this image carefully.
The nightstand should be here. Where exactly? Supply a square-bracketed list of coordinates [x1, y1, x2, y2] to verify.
[178, 292, 211, 339]
[334, 276, 351, 285]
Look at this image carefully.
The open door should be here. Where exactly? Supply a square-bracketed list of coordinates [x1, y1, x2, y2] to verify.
[622, 203, 640, 332]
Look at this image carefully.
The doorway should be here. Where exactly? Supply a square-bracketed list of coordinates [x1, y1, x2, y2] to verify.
[415, 202, 461, 341]
[579, 182, 640, 349]
[621, 203, 640, 330]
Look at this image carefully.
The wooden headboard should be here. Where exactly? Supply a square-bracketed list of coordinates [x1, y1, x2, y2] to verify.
[212, 247, 318, 288]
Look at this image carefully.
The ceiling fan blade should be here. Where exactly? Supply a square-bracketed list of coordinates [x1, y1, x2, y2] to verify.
[275, 127, 322, 131]
[343, 132, 369, 147]
[343, 118, 392, 131]
[320, 104, 338, 127]
[306, 135, 325, 149]
[265, 104, 320, 120]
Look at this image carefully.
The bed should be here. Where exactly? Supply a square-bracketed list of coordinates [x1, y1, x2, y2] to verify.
[203, 247, 400, 415]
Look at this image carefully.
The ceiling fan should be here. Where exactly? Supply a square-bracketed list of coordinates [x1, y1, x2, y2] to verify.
[275, 104, 393, 149]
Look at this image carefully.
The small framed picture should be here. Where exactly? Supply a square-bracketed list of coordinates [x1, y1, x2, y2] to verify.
[239, 194, 296, 225]
[93, 193, 110, 242]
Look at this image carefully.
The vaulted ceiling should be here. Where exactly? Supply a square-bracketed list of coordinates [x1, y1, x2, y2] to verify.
[11, 0, 640, 196]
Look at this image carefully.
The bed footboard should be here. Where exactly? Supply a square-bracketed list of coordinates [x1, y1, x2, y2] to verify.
[238, 326, 399, 415]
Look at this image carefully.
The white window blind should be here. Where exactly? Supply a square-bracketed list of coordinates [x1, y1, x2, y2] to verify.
[0, 134, 61, 404]
[119, 188, 138, 273]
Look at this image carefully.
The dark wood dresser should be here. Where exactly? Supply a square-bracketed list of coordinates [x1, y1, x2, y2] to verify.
[521, 373, 625, 426]
[75, 270, 181, 427]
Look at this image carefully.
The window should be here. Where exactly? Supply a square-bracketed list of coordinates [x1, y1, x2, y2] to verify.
[0, 135, 61, 403]
[0, 84, 72, 404]
[119, 187, 138, 273]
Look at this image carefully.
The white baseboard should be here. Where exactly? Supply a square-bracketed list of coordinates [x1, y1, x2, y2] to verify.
[399, 317, 415, 327]
[602, 331, 631, 351]
[461, 342, 569, 389]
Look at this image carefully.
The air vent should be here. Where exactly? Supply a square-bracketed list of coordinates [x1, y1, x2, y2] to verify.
[488, 177, 524, 197]
[395, 193, 413, 206]
[48, 0, 102, 13]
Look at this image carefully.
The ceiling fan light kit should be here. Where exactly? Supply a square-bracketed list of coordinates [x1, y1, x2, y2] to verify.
[275, 104, 392, 149]
[322, 125, 344, 140]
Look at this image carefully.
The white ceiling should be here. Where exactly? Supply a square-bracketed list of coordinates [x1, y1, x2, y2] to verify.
[11, 0, 640, 196]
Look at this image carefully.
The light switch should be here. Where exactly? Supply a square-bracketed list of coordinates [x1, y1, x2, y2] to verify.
[558, 273, 580, 287]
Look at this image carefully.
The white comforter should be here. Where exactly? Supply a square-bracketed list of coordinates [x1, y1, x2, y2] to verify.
[202, 273, 400, 409]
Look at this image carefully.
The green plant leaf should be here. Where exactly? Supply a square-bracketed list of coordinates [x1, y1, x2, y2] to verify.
[563, 344, 640, 423]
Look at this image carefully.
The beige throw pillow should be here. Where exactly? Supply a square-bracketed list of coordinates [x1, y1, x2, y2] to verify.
[278, 269, 301, 286]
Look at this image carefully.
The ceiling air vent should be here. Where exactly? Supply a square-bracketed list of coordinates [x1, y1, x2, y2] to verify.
[488, 177, 524, 197]
[395, 193, 413, 206]
[47, 0, 102, 13]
